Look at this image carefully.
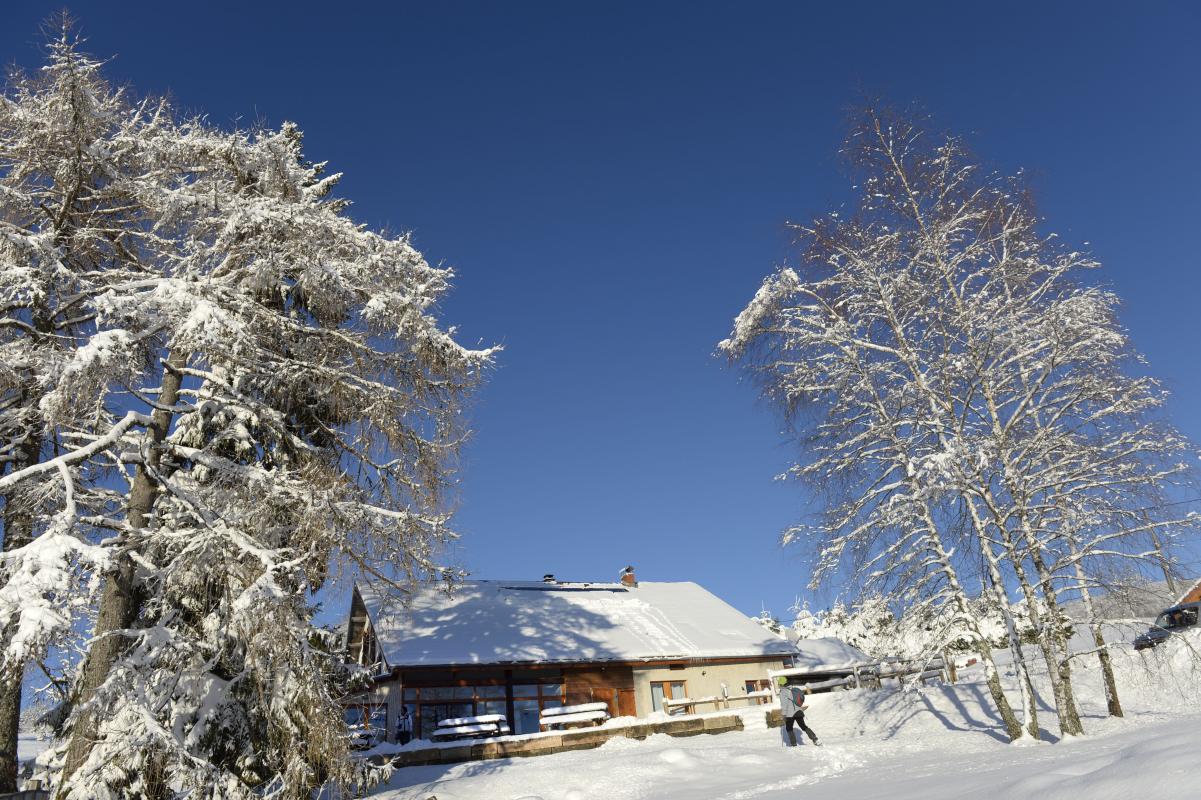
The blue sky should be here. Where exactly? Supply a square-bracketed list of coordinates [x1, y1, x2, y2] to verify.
[3, 2, 1199, 621]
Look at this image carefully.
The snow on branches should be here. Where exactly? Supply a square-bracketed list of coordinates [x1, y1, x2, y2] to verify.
[724, 107, 1197, 741]
[2, 30, 492, 798]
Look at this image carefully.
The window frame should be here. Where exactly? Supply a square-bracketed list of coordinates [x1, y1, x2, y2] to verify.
[403, 681, 563, 738]
[744, 678, 771, 704]
[649, 679, 688, 713]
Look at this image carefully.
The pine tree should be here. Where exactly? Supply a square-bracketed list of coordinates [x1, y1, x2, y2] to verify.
[1, 29, 494, 798]
[0, 31, 154, 790]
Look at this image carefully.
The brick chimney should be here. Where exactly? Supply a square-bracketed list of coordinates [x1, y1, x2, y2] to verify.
[620, 565, 637, 587]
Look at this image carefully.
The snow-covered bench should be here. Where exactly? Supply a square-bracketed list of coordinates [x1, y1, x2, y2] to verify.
[540, 702, 610, 730]
[430, 713, 511, 740]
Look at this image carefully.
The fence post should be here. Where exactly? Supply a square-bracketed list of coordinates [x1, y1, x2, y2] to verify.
[942, 651, 957, 683]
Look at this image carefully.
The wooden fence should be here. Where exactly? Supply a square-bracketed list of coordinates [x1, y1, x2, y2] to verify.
[771, 653, 955, 693]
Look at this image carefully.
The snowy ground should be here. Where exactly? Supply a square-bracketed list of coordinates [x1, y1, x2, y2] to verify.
[18, 733, 50, 775]
[372, 633, 1201, 800]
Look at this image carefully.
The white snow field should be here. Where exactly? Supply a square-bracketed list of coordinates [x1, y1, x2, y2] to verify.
[17, 733, 49, 768]
[372, 632, 1201, 800]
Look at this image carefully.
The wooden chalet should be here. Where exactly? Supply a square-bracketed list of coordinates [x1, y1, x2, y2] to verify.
[342, 570, 795, 741]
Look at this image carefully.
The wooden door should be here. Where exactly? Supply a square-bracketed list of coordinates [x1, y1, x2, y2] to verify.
[616, 688, 636, 717]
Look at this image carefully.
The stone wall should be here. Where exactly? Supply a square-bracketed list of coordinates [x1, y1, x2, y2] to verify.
[388, 711, 760, 768]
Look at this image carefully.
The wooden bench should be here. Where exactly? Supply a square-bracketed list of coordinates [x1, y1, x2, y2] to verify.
[540, 702, 610, 730]
[430, 713, 511, 741]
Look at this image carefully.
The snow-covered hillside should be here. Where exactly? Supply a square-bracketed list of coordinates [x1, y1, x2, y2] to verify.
[372, 631, 1201, 800]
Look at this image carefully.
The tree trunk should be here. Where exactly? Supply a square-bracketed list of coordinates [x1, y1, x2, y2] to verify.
[1019, 528, 1084, 736]
[59, 352, 186, 792]
[914, 505, 1024, 742]
[0, 430, 40, 792]
[965, 498, 1040, 740]
[1147, 522, 1179, 599]
[1012, 550, 1083, 737]
[1092, 625, 1122, 717]
[0, 667, 20, 793]
[978, 486, 1081, 738]
[1070, 549, 1122, 718]
[990, 578, 1040, 740]
[979, 647, 1025, 742]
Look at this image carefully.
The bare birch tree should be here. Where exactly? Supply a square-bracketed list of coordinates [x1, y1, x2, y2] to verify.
[723, 105, 1196, 741]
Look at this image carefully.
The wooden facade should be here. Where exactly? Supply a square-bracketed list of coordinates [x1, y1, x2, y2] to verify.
[342, 580, 795, 742]
[355, 654, 787, 740]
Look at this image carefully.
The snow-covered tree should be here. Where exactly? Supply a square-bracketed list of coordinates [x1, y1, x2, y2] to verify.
[0, 32, 153, 791]
[1, 29, 493, 798]
[722, 106, 1196, 741]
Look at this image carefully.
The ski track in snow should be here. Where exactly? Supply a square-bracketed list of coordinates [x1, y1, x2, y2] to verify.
[712, 745, 862, 800]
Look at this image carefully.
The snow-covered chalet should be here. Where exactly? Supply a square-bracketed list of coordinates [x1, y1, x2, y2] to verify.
[342, 570, 795, 741]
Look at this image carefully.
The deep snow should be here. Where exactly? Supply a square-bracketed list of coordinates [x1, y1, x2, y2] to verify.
[372, 632, 1201, 800]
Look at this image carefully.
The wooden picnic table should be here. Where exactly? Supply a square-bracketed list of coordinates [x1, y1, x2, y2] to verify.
[540, 702, 610, 730]
[431, 713, 511, 740]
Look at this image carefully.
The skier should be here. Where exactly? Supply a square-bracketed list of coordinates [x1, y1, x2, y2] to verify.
[776, 677, 819, 747]
[396, 705, 413, 745]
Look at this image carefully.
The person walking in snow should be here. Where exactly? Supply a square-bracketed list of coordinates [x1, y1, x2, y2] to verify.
[776, 677, 819, 747]
[396, 705, 413, 745]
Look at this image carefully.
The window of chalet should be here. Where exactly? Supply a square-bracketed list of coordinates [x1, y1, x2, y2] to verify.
[402, 683, 563, 739]
[745, 679, 772, 704]
[512, 683, 563, 735]
[649, 680, 687, 714]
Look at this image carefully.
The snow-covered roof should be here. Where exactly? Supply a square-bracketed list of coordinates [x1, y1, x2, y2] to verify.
[355, 580, 797, 667]
[783, 637, 873, 674]
[1174, 577, 1201, 606]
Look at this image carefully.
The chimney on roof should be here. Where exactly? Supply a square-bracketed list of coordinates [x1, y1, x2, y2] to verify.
[620, 566, 637, 587]
[542, 573, 556, 584]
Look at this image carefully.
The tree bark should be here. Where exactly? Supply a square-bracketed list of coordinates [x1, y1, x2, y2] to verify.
[1147, 522, 1179, 599]
[1069, 546, 1122, 718]
[0, 666, 21, 793]
[0, 430, 40, 792]
[1020, 529, 1084, 736]
[59, 352, 186, 792]
[967, 499, 1040, 740]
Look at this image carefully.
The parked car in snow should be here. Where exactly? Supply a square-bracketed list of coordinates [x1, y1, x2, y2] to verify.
[1134, 602, 1200, 650]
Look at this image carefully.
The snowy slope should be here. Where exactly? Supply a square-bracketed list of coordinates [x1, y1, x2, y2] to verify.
[372, 632, 1201, 799]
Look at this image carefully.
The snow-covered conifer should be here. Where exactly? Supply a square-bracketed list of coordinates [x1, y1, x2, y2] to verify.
[0, 31, 159, 790]
[1, 29, 493, 799]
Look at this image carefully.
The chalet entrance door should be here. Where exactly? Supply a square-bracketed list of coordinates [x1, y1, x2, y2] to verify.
[617, 688, 636, 717]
